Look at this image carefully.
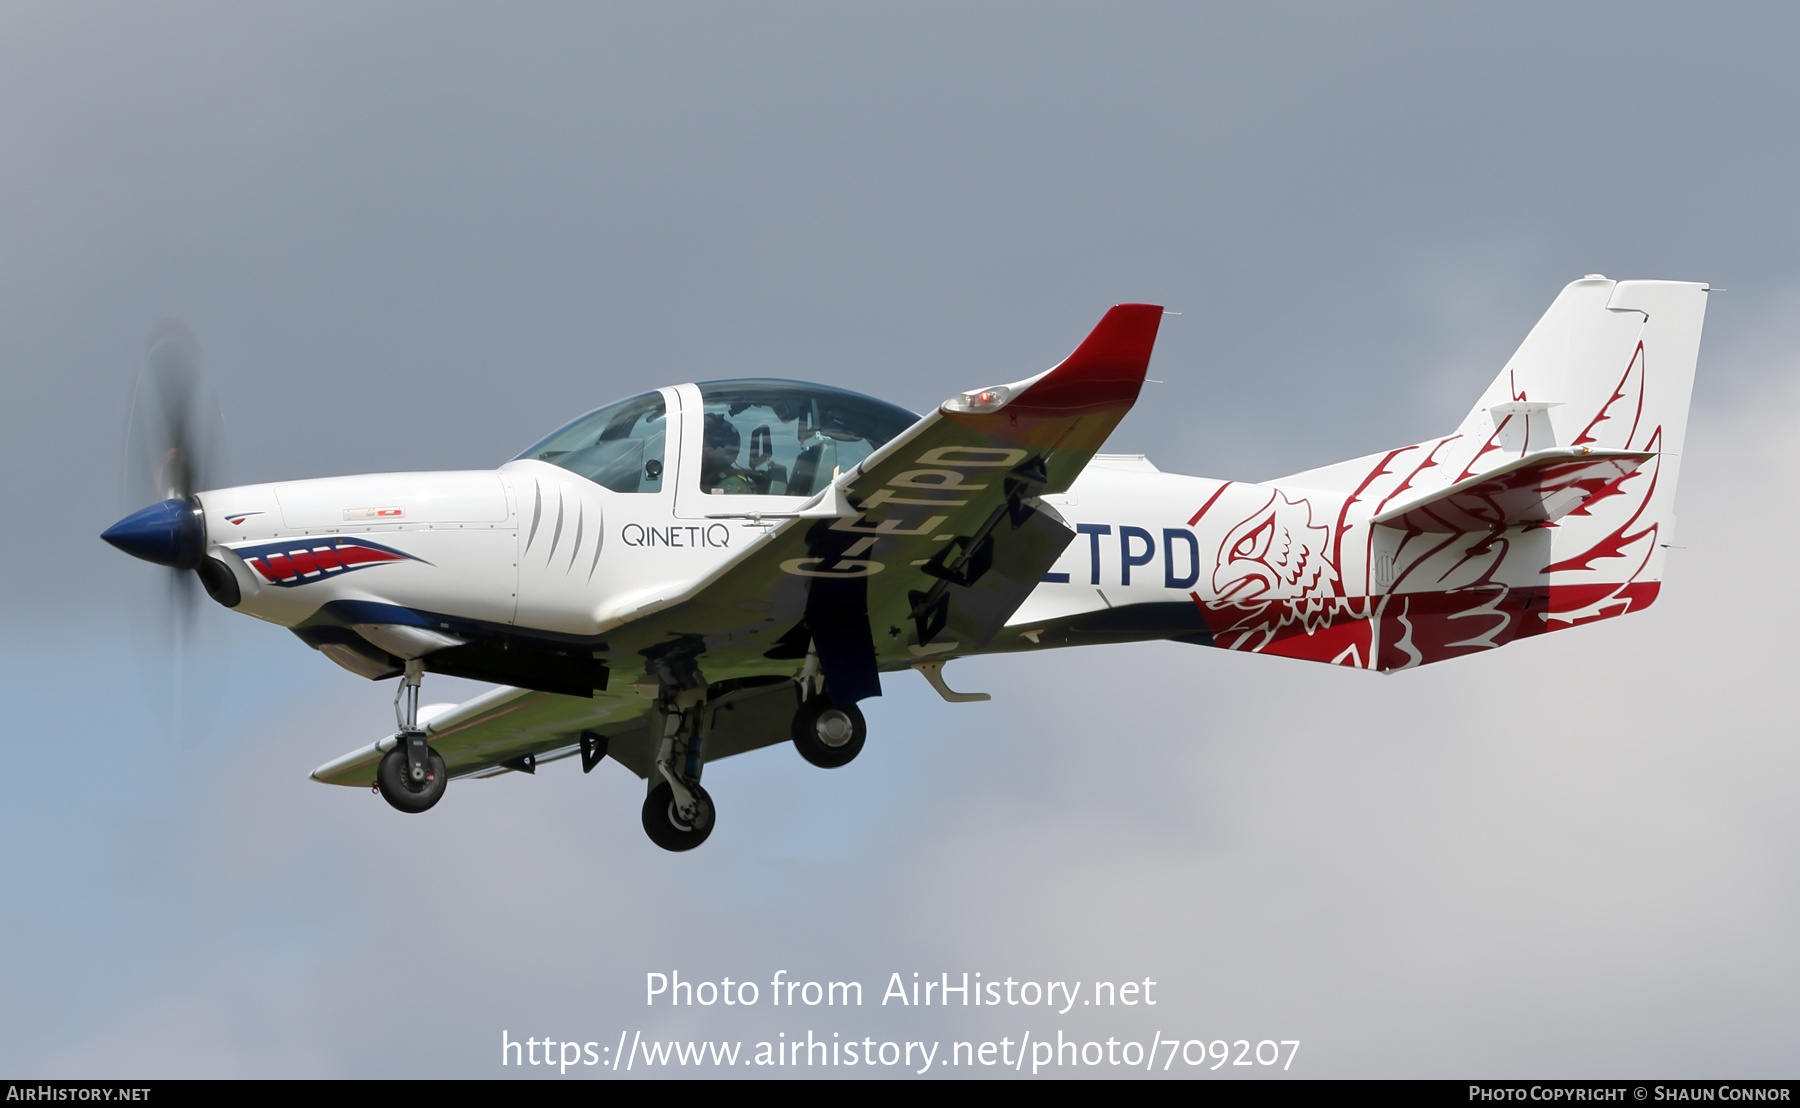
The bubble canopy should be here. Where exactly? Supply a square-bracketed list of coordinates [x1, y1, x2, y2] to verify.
[691, 379, 918, 497]
[515, 380, 918, 497]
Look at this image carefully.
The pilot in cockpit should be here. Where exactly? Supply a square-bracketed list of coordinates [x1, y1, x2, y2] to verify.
[699, 412, 757, 495]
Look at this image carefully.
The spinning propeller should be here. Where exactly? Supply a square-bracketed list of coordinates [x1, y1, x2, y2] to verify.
[102, 321, 231, 742]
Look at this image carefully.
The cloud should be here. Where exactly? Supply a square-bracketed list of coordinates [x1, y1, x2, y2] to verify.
[4, 379, 1794, 1077]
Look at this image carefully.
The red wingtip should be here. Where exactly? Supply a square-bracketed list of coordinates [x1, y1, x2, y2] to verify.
[1060, 303, 1164, 376]
[938, 303, 1166, 449]
[1018, 303, 1163, 417]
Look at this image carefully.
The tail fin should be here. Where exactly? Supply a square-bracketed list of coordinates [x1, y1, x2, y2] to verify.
[1445, 276, 1709, 619]
[1211, 277, 1708, 671]
[1450, 277, 1705, 476]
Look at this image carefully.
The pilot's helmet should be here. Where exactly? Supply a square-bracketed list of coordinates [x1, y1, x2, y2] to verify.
[703, 412, 741, 450]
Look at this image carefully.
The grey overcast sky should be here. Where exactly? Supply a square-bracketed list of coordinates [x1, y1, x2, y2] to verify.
[3, 2, 1799, 1078]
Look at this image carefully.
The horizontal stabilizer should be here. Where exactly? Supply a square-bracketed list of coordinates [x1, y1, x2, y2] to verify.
[1371, 447, 1652, 533]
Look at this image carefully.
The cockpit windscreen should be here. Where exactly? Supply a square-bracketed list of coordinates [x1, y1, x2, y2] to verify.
[514, 391, 668, 493]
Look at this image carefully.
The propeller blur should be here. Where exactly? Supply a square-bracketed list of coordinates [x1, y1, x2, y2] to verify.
[113, 321, 230, 744]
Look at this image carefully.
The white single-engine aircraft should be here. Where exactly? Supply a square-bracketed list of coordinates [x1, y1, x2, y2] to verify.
[104, 277, 1708, 850]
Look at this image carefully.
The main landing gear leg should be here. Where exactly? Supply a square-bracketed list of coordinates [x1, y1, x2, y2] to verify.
[790, 640, 867, 769]
[377, 659, 447, 814]
[642, 684, 715, 852]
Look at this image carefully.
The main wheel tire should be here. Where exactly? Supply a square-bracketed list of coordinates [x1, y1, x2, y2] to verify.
[376, 747, 448, 813]
[641, 781, 715, 852]
[792, 696, 866, 768]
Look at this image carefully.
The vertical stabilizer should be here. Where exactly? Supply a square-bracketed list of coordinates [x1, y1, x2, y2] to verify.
[1448, 276, 1709, 615]
[1451, 277, 1705, 474]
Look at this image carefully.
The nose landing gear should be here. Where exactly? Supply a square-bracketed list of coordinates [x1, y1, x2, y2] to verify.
[376, 660, 447, 814]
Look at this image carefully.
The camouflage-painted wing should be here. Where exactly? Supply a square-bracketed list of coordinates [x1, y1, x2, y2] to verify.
[308, 676, 805, 785]
[600, 303, 1164, 701]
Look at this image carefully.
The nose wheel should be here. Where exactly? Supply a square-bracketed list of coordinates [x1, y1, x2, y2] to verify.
[792, 695, 866, 768]
[377, 737, 447, 813]
[376, 660, 448, 814]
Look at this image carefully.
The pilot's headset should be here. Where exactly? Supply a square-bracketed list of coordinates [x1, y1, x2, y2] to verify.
[703, 412, 741, 456]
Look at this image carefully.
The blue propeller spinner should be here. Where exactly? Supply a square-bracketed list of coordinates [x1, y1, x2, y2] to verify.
[102, 497, 207, 570]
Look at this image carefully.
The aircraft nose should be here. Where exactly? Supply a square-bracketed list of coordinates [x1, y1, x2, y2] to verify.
[101, 497, 207, 570]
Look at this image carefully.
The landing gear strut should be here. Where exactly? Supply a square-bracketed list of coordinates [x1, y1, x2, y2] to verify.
[640, 674, 715, 851]
[377, 659, 446, 814]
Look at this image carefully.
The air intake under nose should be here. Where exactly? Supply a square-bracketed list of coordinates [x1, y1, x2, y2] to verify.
[101, 497, 206, 570]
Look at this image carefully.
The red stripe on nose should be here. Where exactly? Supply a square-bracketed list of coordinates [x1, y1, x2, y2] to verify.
[312, 546, 344, 571]
[336, 543, 404, 567]
[263, 552, 297, 580]
[285, 549, 322, 576]
[248, 558, 279, 581]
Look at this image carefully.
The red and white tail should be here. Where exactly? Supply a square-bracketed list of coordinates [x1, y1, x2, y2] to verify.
[1238, 277, 1709, 669]
[1439, 277, 1708, 617]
